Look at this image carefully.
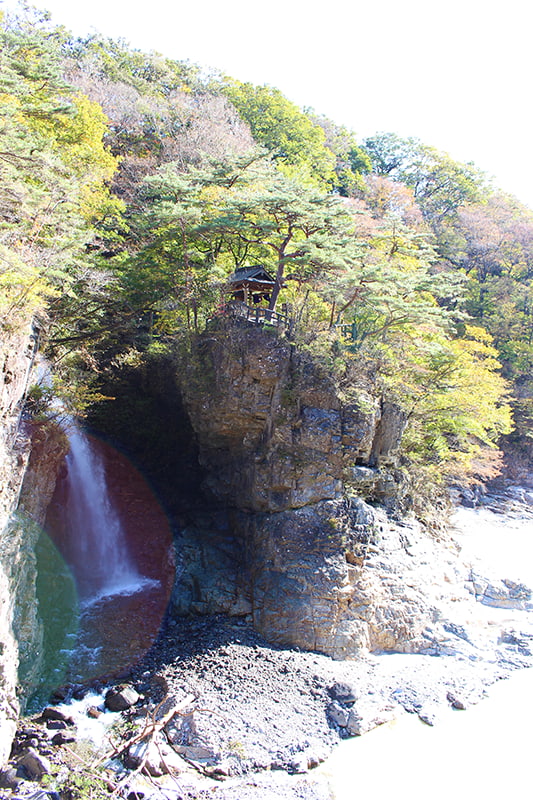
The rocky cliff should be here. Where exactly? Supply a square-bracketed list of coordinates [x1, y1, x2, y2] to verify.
[0, 320, 66, 764]
[171, 324, 451, 657]
[179, 325, 404, 512]
[0, 320, 39, 531]
[0, 319, 38, 764]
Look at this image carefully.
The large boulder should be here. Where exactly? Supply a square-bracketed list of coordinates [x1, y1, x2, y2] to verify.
[105, 684, 140, 712]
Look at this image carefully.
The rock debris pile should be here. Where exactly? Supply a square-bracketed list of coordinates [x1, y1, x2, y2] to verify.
[3, 605, 533, 800]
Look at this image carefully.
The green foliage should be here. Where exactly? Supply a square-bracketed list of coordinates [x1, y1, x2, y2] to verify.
[328, 215, 461, 344]
[309, 112, 371, 195]
[298, 198, 515, 480]
[117, 155, 364, 328]
[57, 769, 109, 800]
[0, 6, 121, 335]
[65, 33, 202, 96]
[363, 132, 488, 229]
[392, 326, 513, 478]
[446, 193, 533, 453]
[222, 82, 337, 186]
[363, 132, 421, 177]
[1, 6, 527, 497]
[362, 132, 529, 472]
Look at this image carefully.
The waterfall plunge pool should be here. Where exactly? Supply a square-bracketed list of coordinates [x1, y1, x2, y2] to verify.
[30, 424, 175, 708]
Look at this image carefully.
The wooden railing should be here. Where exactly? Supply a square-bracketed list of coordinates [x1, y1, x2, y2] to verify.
[225, 301, 288, 327]
[212, 302, 357, 341]
[335, 322, 357, 340]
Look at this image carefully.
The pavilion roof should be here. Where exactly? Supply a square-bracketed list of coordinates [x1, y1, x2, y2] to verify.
[227, 266, 276, 285]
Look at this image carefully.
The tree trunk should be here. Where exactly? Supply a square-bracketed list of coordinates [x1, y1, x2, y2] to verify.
[268, 255, 285, 310]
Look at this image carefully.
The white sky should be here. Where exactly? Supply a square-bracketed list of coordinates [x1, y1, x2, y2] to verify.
[4, 0, 533, 209]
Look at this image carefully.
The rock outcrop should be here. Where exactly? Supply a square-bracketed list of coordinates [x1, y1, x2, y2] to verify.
[172, 324, 447, 657]
[180, 325, 404, 512]
[0, 319, 39, 532]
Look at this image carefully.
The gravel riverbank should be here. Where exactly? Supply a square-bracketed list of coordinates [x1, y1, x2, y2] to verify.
[5, 603, 533, 800]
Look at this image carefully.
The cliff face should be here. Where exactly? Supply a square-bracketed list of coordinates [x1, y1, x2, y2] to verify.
[0, 320, 38, 764]
[180, 326, 404, 512]
[172, 325, 444, 658]
[0, 322, 66, 764]
[0, 321, 38, 530]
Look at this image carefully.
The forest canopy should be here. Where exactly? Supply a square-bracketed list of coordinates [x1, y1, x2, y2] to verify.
[1, 4, 531, 498]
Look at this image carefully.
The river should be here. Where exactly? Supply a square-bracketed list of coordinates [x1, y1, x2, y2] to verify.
[26, 454, 533, 798]
[320, 486, 533, 799]
[322, 667, 532, 798]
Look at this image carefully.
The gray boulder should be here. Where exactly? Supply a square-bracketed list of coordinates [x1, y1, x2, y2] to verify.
[104, 684, 139, 711]
[344, 699, 397, 736]
[16, 747, 51, 780]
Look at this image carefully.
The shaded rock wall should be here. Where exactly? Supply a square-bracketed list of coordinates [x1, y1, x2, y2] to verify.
[13, 422, 68, 700]
[84, 354, 205, 519]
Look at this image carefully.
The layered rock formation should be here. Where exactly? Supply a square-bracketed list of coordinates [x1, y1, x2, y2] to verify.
[0, 320, 66, 764]
[172, 324, 445, 657]
[0, 319, 39, 764]
[179, 325, 404, 512]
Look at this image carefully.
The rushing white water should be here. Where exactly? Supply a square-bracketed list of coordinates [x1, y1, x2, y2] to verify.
[62, 423, 147, 603]
[319, 487, 533, 799]
[321, 668, 533, 799]
[52, 689, 122, 747]
[451, 503, 533, 589]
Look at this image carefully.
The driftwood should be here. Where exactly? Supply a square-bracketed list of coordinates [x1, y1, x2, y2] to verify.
[92, 693, 197, 798]
[92, 693, 196, 769]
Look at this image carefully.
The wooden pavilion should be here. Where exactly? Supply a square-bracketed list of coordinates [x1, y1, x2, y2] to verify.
[226, 266, 277, 307]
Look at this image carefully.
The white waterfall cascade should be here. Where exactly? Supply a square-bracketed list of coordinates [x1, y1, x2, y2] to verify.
[62, 421, 152, 605]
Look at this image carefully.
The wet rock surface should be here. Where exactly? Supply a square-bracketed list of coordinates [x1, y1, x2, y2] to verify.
[104, 685, 140, 712]
[0, 320, 42, 766]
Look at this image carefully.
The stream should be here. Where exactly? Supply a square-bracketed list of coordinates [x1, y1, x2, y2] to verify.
[322, 667, 533, 799]
[321, 484, 533, 799]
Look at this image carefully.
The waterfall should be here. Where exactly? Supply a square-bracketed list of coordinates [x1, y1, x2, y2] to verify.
[27, 387, 172, 704]
[60, 421, 145, 603]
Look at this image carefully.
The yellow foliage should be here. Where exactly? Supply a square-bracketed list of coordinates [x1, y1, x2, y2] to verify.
[78, 182, 125, 225]
[56, 95, 117, 181]
[0, 245, 60, 325]
[27, 94, 116, 180]
[392, 323, 513, 479]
